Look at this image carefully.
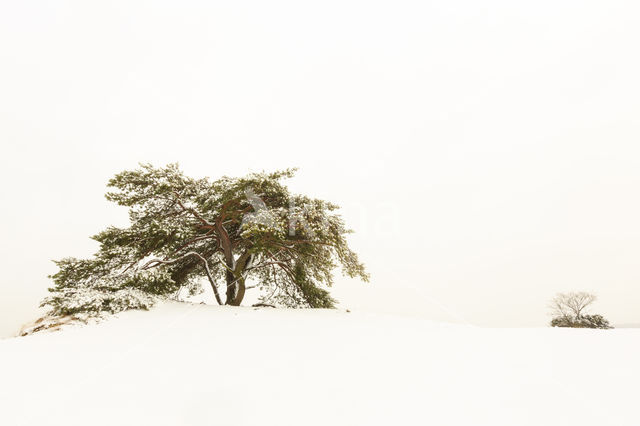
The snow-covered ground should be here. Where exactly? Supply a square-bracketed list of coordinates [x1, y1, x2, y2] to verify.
[1, 302, 638, 426]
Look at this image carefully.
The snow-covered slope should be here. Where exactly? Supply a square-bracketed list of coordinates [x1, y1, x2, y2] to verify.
[1, 302, 638, 426]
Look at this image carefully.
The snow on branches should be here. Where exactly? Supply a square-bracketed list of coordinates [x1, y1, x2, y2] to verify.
[41, 164, 369, 319]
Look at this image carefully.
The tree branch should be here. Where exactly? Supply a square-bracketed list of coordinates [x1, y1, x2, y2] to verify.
[142, 251, 224, 305]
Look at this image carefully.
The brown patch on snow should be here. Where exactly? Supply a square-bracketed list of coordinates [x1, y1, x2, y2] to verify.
[18, 315, 89, 336]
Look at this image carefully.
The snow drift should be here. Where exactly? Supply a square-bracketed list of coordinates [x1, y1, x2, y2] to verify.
[1, 302, 638, 426]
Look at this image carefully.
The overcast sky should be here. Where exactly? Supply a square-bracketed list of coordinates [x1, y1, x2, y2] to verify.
[1, 0, 639, 335]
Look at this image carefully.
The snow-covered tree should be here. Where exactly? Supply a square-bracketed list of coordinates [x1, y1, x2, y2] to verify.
[42, 164, 369, 316]
[548, 292, 613, 329]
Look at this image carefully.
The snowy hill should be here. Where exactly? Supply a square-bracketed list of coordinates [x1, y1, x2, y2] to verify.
[1, 302, 638, 426]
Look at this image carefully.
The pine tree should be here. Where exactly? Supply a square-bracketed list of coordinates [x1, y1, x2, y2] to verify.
[42, 164, 369, 316]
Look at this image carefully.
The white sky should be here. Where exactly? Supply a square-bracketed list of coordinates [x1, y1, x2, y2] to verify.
[1, 0, 640, 335]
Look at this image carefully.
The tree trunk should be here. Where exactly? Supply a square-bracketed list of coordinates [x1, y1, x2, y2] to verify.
[228, 277, 245, 306]
[225, 251, 252, 306]
[224, 269, 237, 305]
[215, 218, 238, 305]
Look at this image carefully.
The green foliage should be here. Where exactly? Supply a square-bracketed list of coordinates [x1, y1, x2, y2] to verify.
[550, 314, 613, 329]
[43, 164, 369, 316]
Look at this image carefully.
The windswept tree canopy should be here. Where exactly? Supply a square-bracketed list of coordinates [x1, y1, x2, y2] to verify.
[43, 164, 369, 316]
